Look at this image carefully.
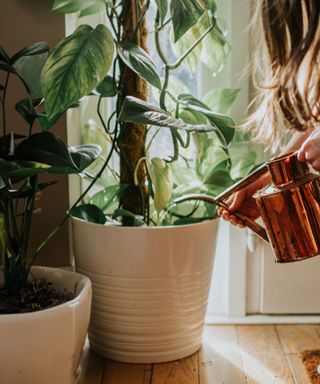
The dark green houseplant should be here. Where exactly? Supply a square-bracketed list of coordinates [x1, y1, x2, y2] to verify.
[41, 0, 257, 226]
[0, 42, 100, 309]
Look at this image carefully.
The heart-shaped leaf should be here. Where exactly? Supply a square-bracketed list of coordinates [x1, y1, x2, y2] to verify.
[15, 99, 37, 126]
[88, 184, 124, 212]
[13, 52, 49, 100]
[37, 111, 65, 131]
[118, 42, 161, 89]
[70, 203, 106, 224]
[80, 0, 106, 16]
[15, 131, 77, 169]
[203, 88, 240, 113]
[41, 24, 114, 119]
[69, 144, 101, 171]
[95, 75, 117, 97]
[155, 0, 168, 23]
[146, 157, 172, 214]
[112, 208, 145, 227]
[170, 0, 207, 42]
[52, 0, 85, 13]
[0, 159, 51, 178]
[10, 42, 49, 64]
[118, 96, 217, 133]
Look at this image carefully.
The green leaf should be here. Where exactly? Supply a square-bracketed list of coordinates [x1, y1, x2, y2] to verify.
[178, 94, 234, 144]
[0, 47, 10, 63]
[172, 24, 202, 72]
[13, 52, 49, 99]
[52, 0, 85, 13]
[95, 75, 117, 97]
[117, 43, 161, 89]
[15, 131, 77, 169]
[70, 204, 106, 224]
[205, 0, 217, 14]
[146, 157, 172, 214]
[118, 96, 217, 133]
[0, 159, 51, 178]
[10, 42, 49, 64]
[230, 151, 257, 180]
[201, 15, 230, 75]
[112, 208, 145, 227]
[204, 167, 233, 188]
[194, 133, 229, 177]
[155, 0, 168, 23]
[170, 0, 207, 42]
[205, 112, 234, 144]
[15, 99, 37, 126]
[179, 109, 207, 125]
[80, 0, 106, 16]
[69, 144, 101, 171]
[203, 88, 240, 113]
[0, 61, 30, 93]
[173, 216, 212, 225]
[88, 184, 123, 212]
[37, 111, 65, 131]
[41, 24, 114, 119]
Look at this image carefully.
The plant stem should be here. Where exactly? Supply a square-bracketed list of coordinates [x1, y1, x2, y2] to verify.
[1, 73, 10, 136]
[131, 0, 150, 42]
[159, 65, 169, 110]
[154, 12, 169, 65]
[168, 25, 214, 70]
[30, 131, 118, 265]
[97, 96, 110, 134]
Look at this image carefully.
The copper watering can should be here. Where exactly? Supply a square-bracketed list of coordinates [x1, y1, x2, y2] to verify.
[175, 152, 320, 263]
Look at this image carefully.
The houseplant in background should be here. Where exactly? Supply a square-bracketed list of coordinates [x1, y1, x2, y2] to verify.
[42, 0, 257, 363]
[0, 42, 102, 383]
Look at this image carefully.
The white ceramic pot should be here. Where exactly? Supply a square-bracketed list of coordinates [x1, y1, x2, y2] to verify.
[0, 266, 92, 384]
[72, 219, 217, 363]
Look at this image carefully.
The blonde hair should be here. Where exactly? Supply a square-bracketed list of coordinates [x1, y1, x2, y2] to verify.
[245, 0, 320, 148]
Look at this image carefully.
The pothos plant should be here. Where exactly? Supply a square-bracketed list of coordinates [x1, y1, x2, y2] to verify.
[41, 0, 257, 227]
[0, 42, 100, 294]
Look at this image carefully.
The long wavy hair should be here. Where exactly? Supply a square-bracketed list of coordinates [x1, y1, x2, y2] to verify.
[246, 0, 320, 148]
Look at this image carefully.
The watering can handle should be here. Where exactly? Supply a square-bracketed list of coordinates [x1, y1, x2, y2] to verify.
[173, 162, 270, 242]
[174, 193, 269, 243]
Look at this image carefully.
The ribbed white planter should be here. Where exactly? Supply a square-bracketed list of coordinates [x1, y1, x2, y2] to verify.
[0, 267, 92, 384]
[72, 219, 217, 363]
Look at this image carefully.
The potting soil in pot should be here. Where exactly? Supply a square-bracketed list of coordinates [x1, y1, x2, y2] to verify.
[0, 279, 74, 314]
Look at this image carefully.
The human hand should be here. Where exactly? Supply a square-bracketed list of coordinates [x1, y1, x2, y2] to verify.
[218, 175, 270, 227]
[297, 127, 320, 170]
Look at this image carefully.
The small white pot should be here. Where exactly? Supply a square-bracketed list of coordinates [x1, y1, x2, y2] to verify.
[0, 266, 92, 384]
[72, 219, 217, 363]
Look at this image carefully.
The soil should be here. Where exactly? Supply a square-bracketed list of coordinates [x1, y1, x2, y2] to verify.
[0, 279, 75, 314]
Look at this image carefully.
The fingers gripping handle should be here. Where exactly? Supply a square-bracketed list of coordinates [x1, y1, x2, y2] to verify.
[174, 194, 269, 243]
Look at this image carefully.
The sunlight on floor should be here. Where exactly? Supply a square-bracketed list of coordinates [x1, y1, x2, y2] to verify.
[202, 329, 287, 384]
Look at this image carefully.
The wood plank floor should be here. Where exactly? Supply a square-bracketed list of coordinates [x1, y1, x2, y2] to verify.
[78, 324, 319, 384]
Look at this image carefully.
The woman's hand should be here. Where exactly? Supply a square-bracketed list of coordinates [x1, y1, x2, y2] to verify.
[218, 175, 270, 227]
[297, 127, 320, 170]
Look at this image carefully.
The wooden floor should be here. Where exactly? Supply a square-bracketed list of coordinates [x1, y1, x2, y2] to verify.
[78, 324, 320, 384]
